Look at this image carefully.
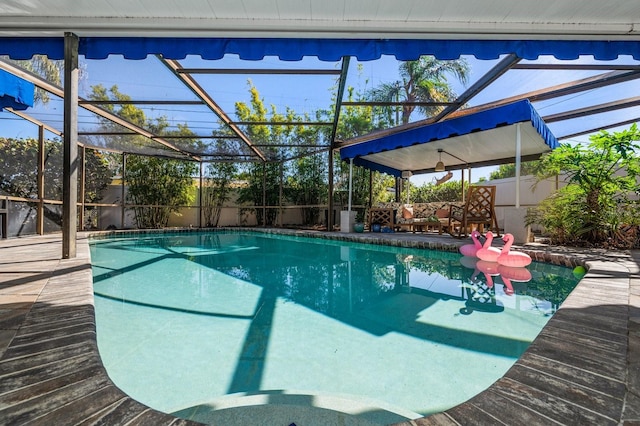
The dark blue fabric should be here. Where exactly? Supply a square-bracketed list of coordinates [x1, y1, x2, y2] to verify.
[340, 100, 559, 176]
[0, 37, 64, 60]
[0, 69, 34, 111]
[1, 37, 639, 61]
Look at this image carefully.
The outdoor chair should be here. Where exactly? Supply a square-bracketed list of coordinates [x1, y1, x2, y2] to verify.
[447, 185, 500, 238]
[368, 207, 395, 231]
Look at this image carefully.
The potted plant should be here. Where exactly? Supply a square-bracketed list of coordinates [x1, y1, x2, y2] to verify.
[353, 211, 365, 233]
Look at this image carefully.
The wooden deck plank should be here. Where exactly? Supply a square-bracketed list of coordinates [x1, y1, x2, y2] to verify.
[490, 377, 618, 425]
[514, 353, 626, 398]
[505, 363, 624, 419]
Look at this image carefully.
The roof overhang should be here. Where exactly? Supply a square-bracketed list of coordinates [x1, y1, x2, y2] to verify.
[339, 100, 559, 177]
[1, 0, 639, 40]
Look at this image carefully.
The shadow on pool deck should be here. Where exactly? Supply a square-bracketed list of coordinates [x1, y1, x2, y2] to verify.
[0, 229, 638, 425]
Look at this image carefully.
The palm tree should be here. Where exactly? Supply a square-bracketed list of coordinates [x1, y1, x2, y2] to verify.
[369, 56, 470, 125]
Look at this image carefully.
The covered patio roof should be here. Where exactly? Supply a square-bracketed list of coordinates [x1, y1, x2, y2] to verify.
[339, 100, 559, 177]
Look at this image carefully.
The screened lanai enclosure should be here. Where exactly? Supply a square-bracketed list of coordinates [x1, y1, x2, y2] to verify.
[3, 35, 640, 257]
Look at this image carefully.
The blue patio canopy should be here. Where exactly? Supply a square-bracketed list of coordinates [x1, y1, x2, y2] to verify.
[339, 100, 559, 177]
[0, 69, 34, 111]
[0, 37, 639, 61]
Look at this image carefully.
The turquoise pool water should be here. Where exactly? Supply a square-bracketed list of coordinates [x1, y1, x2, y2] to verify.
[90, 231, 580, 424]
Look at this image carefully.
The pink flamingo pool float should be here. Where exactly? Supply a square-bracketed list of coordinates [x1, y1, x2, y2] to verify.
[476, 231, 501, 262]
[497, 233, 532, 267]
[459, 230, 482, 257]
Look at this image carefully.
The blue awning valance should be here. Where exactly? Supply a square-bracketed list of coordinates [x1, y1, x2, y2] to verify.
[339, 100, 559, 177]
[0, 37, 639, 61]
[0, 69, 34, 111]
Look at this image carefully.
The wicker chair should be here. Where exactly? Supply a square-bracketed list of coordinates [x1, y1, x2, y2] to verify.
[448, 186, 500, 238]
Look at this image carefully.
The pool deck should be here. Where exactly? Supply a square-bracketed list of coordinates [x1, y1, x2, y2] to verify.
[0, 229, 638, 425]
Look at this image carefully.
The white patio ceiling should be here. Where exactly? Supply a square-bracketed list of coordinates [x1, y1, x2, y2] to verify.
[1, 0, 639, 39]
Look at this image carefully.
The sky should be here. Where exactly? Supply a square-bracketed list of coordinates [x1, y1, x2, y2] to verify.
[2, 53, 637, 186]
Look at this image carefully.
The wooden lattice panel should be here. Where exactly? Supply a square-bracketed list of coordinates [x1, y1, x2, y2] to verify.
[368, 208, 394, 228]
[449, 185, 499, 237]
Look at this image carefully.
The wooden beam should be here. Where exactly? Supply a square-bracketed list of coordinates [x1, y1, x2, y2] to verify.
[37, 125, 45, 235]
[62, 32, 79, 259]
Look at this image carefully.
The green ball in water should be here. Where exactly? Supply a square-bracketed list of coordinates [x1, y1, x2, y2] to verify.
[573, 265, 586, 278]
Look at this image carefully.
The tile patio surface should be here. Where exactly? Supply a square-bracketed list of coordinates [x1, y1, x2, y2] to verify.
[0, 229, 638, 425]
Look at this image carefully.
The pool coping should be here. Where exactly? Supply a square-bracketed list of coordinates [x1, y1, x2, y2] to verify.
[0, 227, 638, 425]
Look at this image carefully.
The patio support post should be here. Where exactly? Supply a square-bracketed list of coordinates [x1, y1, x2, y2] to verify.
[79, 145, 85, 230]
[338, 157, 357, 233]
[37, 124, 44, 235]
[121, 153, 126, 228]
[262, 162, 266, 227]
[406, 178, 410, 204]
[368, 169, 373, 209]
[348, 158, 353, 212]
[62, 32, 79, 259]
[327, 149, 334, 230]
[278, 162, 283, 228]
[199, 161, 203, 228]
[515, 123, 522, 208]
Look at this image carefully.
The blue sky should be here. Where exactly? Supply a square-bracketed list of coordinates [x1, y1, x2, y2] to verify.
[2, 53, 638, 185]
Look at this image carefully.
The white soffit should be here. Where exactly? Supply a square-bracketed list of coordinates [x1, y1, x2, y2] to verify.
[361, 122, 551, 174]
[0, 0, 639, 39]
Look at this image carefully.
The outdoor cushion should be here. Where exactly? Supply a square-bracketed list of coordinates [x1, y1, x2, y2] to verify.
[402, 206, 414, 219]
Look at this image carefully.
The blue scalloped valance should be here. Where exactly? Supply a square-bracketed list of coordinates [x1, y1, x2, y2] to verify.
[0, 37, 638, 61]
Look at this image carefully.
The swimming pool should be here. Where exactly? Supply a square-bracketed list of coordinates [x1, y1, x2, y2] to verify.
[90, 231, 580, 425]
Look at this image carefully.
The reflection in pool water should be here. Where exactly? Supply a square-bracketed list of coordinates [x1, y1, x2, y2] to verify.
[90, 232, 580, 424]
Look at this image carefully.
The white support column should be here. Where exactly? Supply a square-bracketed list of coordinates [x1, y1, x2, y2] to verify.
[515, 122, 522, 209]
[341, 158, 356, 232]
[348, 158, 353, 212]
[504, 122, 530, 244]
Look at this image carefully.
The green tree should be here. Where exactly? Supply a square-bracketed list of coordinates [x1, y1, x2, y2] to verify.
[489, 161, 541, 180]
[88, 84, 198, 228]
[0, 137, 111, 226]
[527, 125, 640, 246]
[333, 86, 394, 218]
[287, 151, 327, 226]
[410, 180, 465, 203]
[126, 155, 196, 228]
[235, 82, 294, 226]
[368, 56, 470, 125]
[203, 160, 238, 227]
